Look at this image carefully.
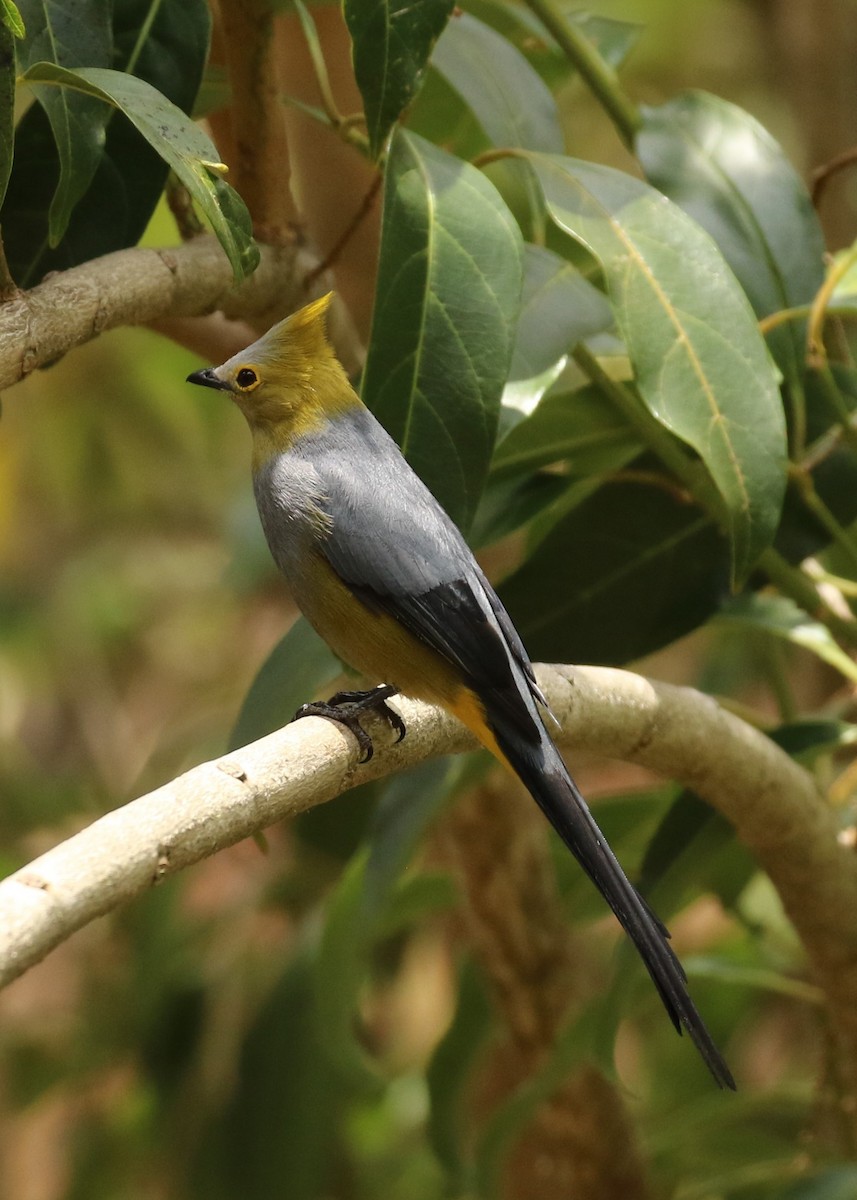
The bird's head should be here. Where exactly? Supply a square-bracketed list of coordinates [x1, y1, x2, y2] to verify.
[186, 292, 354, 445]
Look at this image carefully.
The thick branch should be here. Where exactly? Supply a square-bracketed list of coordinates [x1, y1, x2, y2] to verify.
[217, 0, 299, 237]
[1, 664, 855, 1095]
[0, 235, 315, 391]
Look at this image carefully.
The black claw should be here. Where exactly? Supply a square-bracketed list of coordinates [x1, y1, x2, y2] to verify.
[292, 685, 406, 762]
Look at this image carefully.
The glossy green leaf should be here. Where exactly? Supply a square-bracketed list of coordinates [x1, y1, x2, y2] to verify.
[427, 957, 493, 1185]
[684, 957, 823, 1005]
[363, 760, 454, 909]
[638, 790, 742, 918]
[462, 1, 640, 90]
[188, 949, 340, 1200]
[499, 479, 730, 665]
[470, 471, 570, 548]
[343, 0, 454, 159]
[432, 12, 562, 153]
[830, 241, 857, 303]
[499, 358, 566, 429]
[362, 129, 523, 530]
[776, 463, 857, 568]
[499, 245, 613, 429]
[771, 719, 857, 760]
[637, 91, 825, 386]
[0, 1, 24, 37]
[0, 15, 13, 210]
[313, 760, 453, 1085]
[6, 0, 211, 286]
[527, 152, 787, 585]
[405, 61, 487, 162]
[377, 870, 457, 935]
[21, 62, 259, 279]
[781, 1166, 857, 1200]
[715, 592, 857, 684]
[312, 848, 382, 1092]
[494, 386, 640, 477]
[507, 243, 612, 388]
[229, 617, 340, 751]
[18, 0, 112, 244]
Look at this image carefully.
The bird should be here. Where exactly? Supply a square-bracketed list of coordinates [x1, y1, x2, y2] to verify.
[187, 292, 734, 1089]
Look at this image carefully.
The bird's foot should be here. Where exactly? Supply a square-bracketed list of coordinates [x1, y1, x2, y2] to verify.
[293, 685, 405, 763]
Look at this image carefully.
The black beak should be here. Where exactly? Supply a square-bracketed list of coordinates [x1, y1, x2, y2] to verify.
[187, 367, 232, 391]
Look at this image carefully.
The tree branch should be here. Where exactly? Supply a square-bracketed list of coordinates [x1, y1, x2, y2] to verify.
[217, 0, 300, 238]
[1, 664, 855, 1099]
[0, 235, 318, 391]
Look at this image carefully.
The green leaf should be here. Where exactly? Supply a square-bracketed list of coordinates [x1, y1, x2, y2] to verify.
[526, 152, 788, 585]
[509, 243, 612, 382]
[312, 848, 382, 1092]
[494, 386, 640, 477]
[362, 129, 524, 530]
[497, 246, 613, 432]
[0, 0, 24, 38]
[463, 1, 640, 90]
[188, 949, 340, 1200]
[426, 957, 493, 1185]
[637, 91, 826, 387]
[830, 241, 857, 303]
[498, 478, 730, 664]
[18, 0, 112, 244]
[313, 760, 454, 1085]
[20, 62, 259, 279]
[782, 1166, 857, 1200]
[377, 870, 458, 936]
[714, 592, 857, 685]
[770, 719, 857, 760]
[470, 471, 570, 548]
[774, 375, 857, 562]
[343, 0, 455, 159]
[5, 0, 212, 286]
[0, 15, 13, 210]
[637, 789, 743, 918]
[431, 12, 563, 152]
[684, 956, 823, 1006]
[229, 617, 340, 750]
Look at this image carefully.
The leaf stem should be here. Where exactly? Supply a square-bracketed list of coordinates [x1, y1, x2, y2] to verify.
[574, 343, 857, 649]
[758, 548, 857, 650]
[281, 94, 371, 157]
[812, 361, 857, 458]
[790, 465, 857, 576]
[808, 243, 857, 361]
[522, 0, 641, 147]
[124, 0, 164, 76]
[0, 228, 18, 296]
[762, 637, 798, 723]
[571, 342, 725, 522]
[760, 303, 857, 335]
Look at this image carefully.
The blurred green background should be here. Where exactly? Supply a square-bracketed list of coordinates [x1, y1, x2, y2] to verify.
[2, 1, 856, 1196]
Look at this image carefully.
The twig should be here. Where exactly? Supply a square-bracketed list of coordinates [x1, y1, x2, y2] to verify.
[523, 0, 641, 146]
[811, 146, 857, 208]
[303, 171, 382, 289]
[0, 235, 318, 391]
[3, 663, 857, 1114]
[217, 0, 300, 238]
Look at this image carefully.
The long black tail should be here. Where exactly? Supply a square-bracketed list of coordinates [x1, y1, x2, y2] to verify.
[491, 713, 735, 1090]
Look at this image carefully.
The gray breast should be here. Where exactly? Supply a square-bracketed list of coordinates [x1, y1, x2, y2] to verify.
[252, 451, 330, 581]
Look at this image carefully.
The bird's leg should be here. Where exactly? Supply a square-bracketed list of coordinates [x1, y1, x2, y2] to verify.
[293, 684, 405, 762]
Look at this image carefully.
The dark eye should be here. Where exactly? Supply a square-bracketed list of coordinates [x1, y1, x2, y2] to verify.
[236, 368, 259, 390]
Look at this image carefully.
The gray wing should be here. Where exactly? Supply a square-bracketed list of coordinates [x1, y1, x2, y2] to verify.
[302, 408, 544, 722]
